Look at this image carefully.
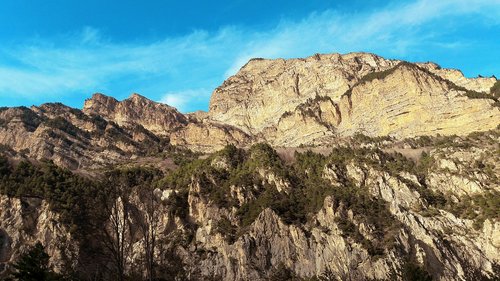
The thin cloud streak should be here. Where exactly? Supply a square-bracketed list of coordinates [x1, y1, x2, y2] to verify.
[0, 0, 498, 111]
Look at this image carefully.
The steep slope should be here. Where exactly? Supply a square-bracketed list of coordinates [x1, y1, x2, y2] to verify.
[1, 51, 500, 280]
[209, 53, 400, 134]
[1, 131, 498, 280]
[0, 104, 166, 169]
[83, 93, 188, 135]
[208, 54, 499, 147]
[418, 62, 497, 93]
[336, 63, 499, 137]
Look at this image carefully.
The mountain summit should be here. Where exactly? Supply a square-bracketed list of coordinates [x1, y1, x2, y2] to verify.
[0, 52, 499, 280]
[0, 52, 498, 168]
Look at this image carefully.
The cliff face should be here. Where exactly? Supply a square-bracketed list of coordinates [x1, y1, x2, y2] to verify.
[0, 52, 499, 280]
[0, 195, 78, 275]
[3, 130, 498, 280]
[174, 134, 499, 281]
[83, 93, 188, 135]
[208, 53, 499, 148]
[208, 53, 400, 135]
[0, 103, 166, 169]
[335, 63, 499, 138]
[1, 52, 498, 157]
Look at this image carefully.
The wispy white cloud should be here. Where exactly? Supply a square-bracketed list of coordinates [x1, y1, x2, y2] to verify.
[0, 0, 498, 111]
[159, 88, 211, 112]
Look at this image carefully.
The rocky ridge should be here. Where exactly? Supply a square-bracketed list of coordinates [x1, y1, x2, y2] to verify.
[0, 52, 499, 281]
[1, 52, 498, 166]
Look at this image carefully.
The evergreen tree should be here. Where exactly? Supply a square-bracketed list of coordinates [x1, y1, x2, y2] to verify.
[9, 242, 61, 281]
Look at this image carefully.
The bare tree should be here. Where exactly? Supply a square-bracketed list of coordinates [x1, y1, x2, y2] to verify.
[138, 185, 159, 281]
[100, 180, 131, 281]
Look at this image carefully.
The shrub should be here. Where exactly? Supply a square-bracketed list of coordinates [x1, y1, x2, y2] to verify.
[490, 80, 500, 98]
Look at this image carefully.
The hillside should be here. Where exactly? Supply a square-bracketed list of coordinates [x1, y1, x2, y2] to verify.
[0, 52, 499, 281]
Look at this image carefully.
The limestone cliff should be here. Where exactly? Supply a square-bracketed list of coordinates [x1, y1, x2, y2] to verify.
[83, 93, 188, 135]
[0, 52, 499, 280]
[335, 63, 499, 138]
[3, 131, 496, 280]
[209, 53, 400, 135]
[208, 53, 499, 148]
[0, 104, 166, 169]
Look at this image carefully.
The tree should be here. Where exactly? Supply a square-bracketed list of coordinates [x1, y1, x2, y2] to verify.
[138, 185, 160, 281]
[102, 194, 130, 281]
[9, 242, 61, 281]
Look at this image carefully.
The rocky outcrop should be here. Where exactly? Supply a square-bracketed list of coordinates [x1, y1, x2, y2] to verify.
[2, 52, 499, 156]
[209, 53, 400, 135]
[83, 93, 188, 135]
[336, 63, 499, 137]
[0, 52, 499, 280]
[1, 130, 499, 280]
[0, 103, 165, 170]
[0, 195, 78, 275]
[168, 136, 499, 280]
[170, 121, 252, 153]
[208, 53, 499, 147]
[418, 62, 497, 94]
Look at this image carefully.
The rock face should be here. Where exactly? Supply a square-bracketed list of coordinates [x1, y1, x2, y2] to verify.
[208, 53, 499, 147]
[1, 52, 499, 156]
[0, 103, 165, 169]
[83, 93, 188, 135]
[335, 63, 499, 138]
[209, 53, 400, 135]
[0, 52, 499, 280]
[0, 195, 78, 275]
[173, 136, 499, 281]
[170, 121, 251, 153]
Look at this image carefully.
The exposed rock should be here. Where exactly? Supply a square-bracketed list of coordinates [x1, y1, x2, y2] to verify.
[208, 54, 499, 147]
[83, 93, 188, 135]
[0, 195, 78, 276]
[209, 53, 399, 135]
[336, 64, 499, 138]
[0, 52, 499, 280]
[170, 121, 252, 153]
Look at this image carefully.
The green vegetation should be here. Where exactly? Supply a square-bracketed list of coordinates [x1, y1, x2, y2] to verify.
[0, 107, 43, 132]
[0, 157, 101, 235]
[163, 145, 202, 166]
[447, 191, 500, 230]
[352, 132, 393, 144]
[19, 108, 44, 132]
[358, 64, 402, 83]
[158, 144, 402, 255]
[8, 242, 62, 281]
[215, 217, 237, 243]
[463, 90, 499, 106]
[402, 261, 433, 281]
[341, 62, 405, 99]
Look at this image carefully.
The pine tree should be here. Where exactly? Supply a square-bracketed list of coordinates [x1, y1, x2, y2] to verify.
[10, 242, 61, 281]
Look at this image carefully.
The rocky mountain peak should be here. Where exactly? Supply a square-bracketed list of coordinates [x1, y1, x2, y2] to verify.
[82, 92, 188, 135]
[208, 54, 499, 145]
[83, 93, 119, 118]
[127, 93, 155, 105]
[1, 52, 499, 281]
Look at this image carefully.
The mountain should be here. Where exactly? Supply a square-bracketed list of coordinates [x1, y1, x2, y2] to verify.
[83, 93, 188, 135]
[0, 52, 499, 281]
[209, 53, 498, 146]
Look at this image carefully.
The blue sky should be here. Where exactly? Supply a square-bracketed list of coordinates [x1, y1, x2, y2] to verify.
[0, 0, 499, 112]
